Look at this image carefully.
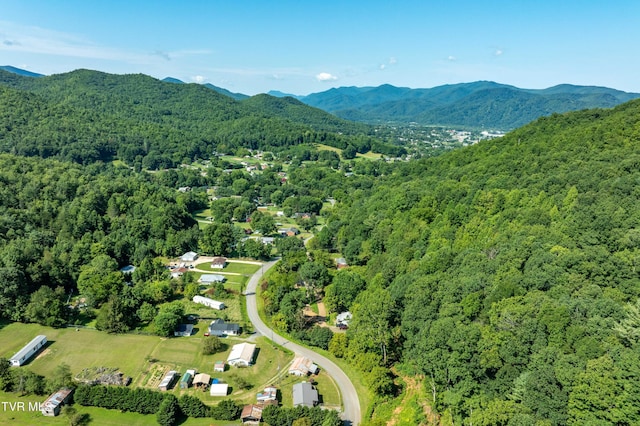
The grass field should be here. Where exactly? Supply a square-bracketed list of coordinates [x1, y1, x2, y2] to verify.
[315, 143, 383, 160]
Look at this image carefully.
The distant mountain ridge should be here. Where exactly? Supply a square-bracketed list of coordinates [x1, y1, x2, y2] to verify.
[297, 81, 640, 129]
[3, 65, 639, 130]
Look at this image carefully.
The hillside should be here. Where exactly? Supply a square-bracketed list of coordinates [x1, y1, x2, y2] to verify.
[318, 100, 640, 424]
[0, 68, 382, 167]
[300, 81, 640, 129]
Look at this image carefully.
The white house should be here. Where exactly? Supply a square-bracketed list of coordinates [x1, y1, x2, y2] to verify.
[227, 343, 256, 367]
[193, 295, 226, 310]
[211, 257, 227, 269]
[10, 335, 47, 366]
[336, 311, 352, 325]
[180, 251, 199, 262]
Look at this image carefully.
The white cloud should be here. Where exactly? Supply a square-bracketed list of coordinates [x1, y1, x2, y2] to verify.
[448, 55, 456, 61]
[191, 75, 206, 84]
[389, 57, 397, 65]
[494, 49, 503, 56]
[316, 72, 337, 81]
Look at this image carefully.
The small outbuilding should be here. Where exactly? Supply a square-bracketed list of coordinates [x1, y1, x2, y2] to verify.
[180, 371, 194, 389]
[209, 382, 229, 396]
[257, 386, 277, 402]
[214, 361, 225, 373]
[159, 371, 178, 391]
[193, 373, 211, 390]
[41, 388, 74, 416]
[241, 404, 264, 424]
[10, 335, 47, 367]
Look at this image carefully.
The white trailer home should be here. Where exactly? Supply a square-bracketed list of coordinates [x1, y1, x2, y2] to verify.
[192, 295, 226, 310]
[10, 335, 47, 367]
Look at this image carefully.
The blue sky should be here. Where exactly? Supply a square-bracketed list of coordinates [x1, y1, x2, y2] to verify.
[1, 1, 639, 95]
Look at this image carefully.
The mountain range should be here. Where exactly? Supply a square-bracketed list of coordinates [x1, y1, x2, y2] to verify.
[4, 65, 640, 131]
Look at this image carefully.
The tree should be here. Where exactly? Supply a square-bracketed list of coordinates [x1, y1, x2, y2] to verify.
[76, 255, 123, 307]
[47, 363, 74, 393]
[136, 302, 157, 323]
[95, 295, 132, 333]
[178, 394, 210, 418]
[156, 394, 178, 426]
[251, 211, 277, 236]
[0, 358, 13, 391]
[199, 222, 239, 256]
[153, 311, 181, 337]
[25, 285, 68, 327]
[210, 399, 241, 420]
[202, 336, 224, 355]
[298, 262, 331, 299]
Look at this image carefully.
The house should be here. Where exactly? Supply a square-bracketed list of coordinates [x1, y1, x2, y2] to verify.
[174, 324, 194, 337]
[292, 382, 319, 407]
[193, 373, 211, 390]
[41, 388, 74, 416]
[180, 251, 199, 262]
[207, 319, 240, 337]
[10, 335, 47, 367]
[241, 404, 264, 424]
[278, 227, 300, 237]
[180, 370, 194, 389]
[193, 295, 226, 310]
[256, 386, 277, 402]
[170, 267, 188, 279]
[227, 343, 256, 367]
[288, 356, 319, 376]
[336, 311, 352, 326]
[214, 361, 225, 373]
[211, 257, 228, 269]
[335, 257, 348, 269]
[199, 274, 227, 284]
[261, 237, 275, 245]
[209, 381, 229, 396]
[158, 371, 178, 391]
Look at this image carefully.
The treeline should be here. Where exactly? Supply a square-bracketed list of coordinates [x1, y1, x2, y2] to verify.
[74, 384, 241, 425]
[0, 69, 401, 167]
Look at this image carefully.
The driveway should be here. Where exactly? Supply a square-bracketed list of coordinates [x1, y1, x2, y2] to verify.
[245, 259, 361, 426]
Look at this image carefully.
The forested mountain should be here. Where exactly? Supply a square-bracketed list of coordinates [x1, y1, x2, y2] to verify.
[0, 65, 44, 78]
[316, 100, 640, 424]
[0, 69, 383, 167]
[161, 76, 250, 100]
[300, 81, 640, 129]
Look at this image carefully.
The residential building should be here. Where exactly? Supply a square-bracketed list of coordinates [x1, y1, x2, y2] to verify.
[10, 335, 47, 367]
[227, 343, 256, 367]
[292, 382, 318, 407]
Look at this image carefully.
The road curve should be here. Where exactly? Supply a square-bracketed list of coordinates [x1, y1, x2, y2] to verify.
[245, 259, 361, 426]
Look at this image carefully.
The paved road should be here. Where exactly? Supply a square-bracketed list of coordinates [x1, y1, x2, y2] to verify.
[245, 259, 361, 426]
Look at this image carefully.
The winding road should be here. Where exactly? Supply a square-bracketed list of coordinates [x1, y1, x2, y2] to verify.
[245, 259, 361, 426]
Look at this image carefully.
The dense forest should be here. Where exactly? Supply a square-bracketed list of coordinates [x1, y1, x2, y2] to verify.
[309, 100, 640, 424]
[0, 69, 404, 167]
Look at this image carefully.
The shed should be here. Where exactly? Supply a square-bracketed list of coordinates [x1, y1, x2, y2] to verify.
[193, 373, 211, 390]
[335, 257, 348, 269]
[181, 251, 199, 262]
[193, 295, 226, 310]
[41, 388, 74, 417]
[158, 371, 178, 391]
[10, 335, 47, 367]
[208, 319, 240, 337]
[227, 343, 256, 367]
[199, 274, 227, 284]
[241, 404, 264, 424]
[257, 386, 277, 402]
[119, 265, 136, 274]
[214, 361, 225, 373]
[180, 371, 193, 389]
[210, 382, 229, 396]
[292, 382, 318, 407]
